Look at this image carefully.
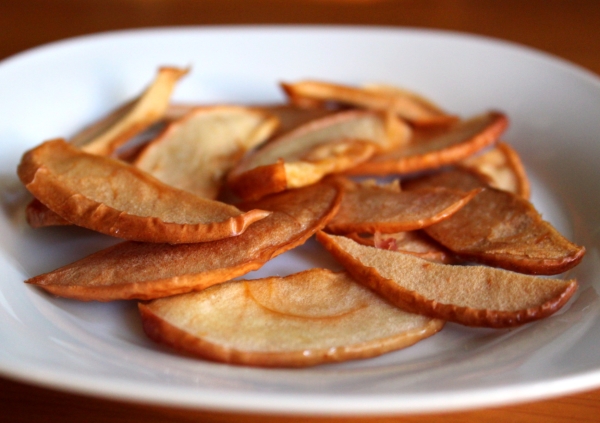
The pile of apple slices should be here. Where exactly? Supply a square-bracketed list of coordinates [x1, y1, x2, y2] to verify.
[18, 68, 585, 367]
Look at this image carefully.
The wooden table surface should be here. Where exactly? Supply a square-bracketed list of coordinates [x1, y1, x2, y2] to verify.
[1, 1, 599, 422]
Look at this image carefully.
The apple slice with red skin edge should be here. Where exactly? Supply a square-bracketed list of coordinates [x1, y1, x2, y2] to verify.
[72, 67, 189, 156]
[17, 139, 270, 243]
[460, 141, 531, 199]
[326, 177, 482, 234]
[134, 105, 279, 199]
[316, 232, 578, 328]
[228, 109, 411, 200]
[404, 168, 586, 275]
[139, 268, 444, 367]
[281, 80, 458, 127]
[346, 111, 508, 176]
[25, 181, 342, 301]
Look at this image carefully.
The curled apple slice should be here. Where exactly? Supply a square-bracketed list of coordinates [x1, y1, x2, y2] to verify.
[281, 80, 457, 126]
[25, 182, 342, 301]
[404, 169, 586, 275]
[71, 67, 188, 156]
[17, 139, 270, 243]
[134, 106, 278, 199]
[317, 232, 578, 328]
[228, 109, 411, 200]
[460, 141, 530, 199]
[347, 111, 508, 176]
[139, 268, 444, 367]
[326, 178, 481, 234]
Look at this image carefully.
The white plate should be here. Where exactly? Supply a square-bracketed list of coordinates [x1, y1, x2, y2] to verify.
[0, 26, 599, 416]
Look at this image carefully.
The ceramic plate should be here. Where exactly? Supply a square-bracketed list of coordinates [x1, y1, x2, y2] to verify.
[0, 27, 599, 415]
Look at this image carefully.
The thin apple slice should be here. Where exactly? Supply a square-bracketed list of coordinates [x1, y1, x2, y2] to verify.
[326, 178, 481, 234]
[17, 139, 270, 243]
[281, 80, 457, 126]
[139, 268, 444, 367]
[25, 198, 71, 228]
[460, 141, 531, 199]
[70, 67, 188, 156]
[25, 182, 342, 301]
[134, 106, 278, 199]
[228, 109, 411, 200]
[404, 169, 586, 275]
[346, 111, 508, 176]
[374, 231, 456, 264]
[316, 232, 578, 328]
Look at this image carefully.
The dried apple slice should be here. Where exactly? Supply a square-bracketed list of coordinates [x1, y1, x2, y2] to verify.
[25, 198, 71, 228]
[404, 169, 586, 275]
[347, 111, 508, 176]
[326, 178, 481, 234]
[374, 231, 455, 264]
[17, 139, 270, 243]
[139, 268, 444, 367]
[71, 67, 188, 155]
[134, 106, 279, 199]
[25, 182, 342, 301]
[228, 109, 411, 200]
[281, 80, 457, 126]
[460, 141, 531, 199]
[316, 232, 578, 328]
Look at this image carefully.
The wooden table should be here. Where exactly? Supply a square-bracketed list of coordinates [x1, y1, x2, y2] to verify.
[1, 1, 599, 422]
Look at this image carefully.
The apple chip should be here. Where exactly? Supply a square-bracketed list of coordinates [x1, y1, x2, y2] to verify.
[404, 169, 586, 275]
[374, 231, 455, 264]
[25, 182, 342, 301]
[326, 178, 481, 234]
[134, 106, 278, 199]
[70, 67, 188, 156]
[281, 80, 457, 126]
[17, 139, 270, 243]
[317, 232, 578, 328]
[460, 141, 531, 199]
[139, 268, 444, 367]
[228, 109, 411, 200]
[347, 111, 508, 176]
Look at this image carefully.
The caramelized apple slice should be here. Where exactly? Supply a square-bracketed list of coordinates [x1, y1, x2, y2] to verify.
[71, 67, 188, 156]
[17, 139, 270, 243]
[281, 80, 457, 126]
[134, 106, 278, 198]
[347, 111, 508, 176]
[326, 178, 481, 234]
[404, 169, 586, 275]
[25, 182, 342, 301]
[139, 268, 444, 367]
[374, 231, 456, 264]
[228, 109, 411, 200]
[460, 141, 530, 199]
[317, 232, 578, 328]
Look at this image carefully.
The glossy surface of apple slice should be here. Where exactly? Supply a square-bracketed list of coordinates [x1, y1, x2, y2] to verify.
[317, 232, 578, 328]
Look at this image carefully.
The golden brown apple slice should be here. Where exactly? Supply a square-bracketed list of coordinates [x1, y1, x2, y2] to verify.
[17, 139, 270, 243]
[316, 232, 578, 328]
[404, 169, 586, 275]
[139, 268, 444, 367]
[374, 231, 456, 264]
[460, 141, 530, 199]
[134, 106, 278, 199]
[70, 67, 188, 155]
[281, 80, 457, 126]
[228, 109, 411, 200]
[326, 178, 481, 234]
[346, 111, 508, 176]
[25, 182, 342, 301]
